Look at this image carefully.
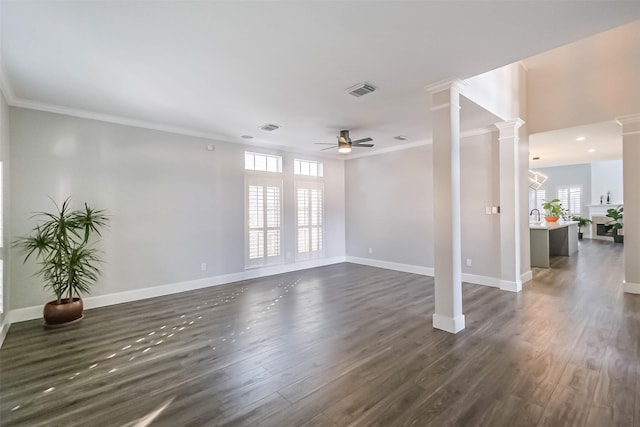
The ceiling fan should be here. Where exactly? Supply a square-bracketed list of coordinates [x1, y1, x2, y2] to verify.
[315, 130, 374, 154]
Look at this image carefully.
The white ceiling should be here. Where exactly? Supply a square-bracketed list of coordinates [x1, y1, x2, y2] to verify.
[524, 19, 640, 168]
[2, 1, 640, 156]
[529, 121, 622, 168]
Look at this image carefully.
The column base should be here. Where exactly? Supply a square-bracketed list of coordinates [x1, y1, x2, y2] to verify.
[500, 280, 522, 293]
[624, 281, 640, 294]
[433, 313, 466, 334]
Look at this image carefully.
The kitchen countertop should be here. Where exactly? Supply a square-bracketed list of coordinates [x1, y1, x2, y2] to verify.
[529, 220, 579, 230]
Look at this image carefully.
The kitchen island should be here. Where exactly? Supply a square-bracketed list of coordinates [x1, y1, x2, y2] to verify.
[530, 220, 579, 268]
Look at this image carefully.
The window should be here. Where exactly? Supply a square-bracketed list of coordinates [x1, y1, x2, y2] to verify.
[535, 189, 546, 213]
[294, 159, 323, 177]
[558, 186, 581, 216]
[246, 177, 283, 268]
[296, 182, 324, 260]
[245, 152, 282, 173]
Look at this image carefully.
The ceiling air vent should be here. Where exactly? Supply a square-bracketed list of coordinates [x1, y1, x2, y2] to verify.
[260, 124, 280, 132]
[345, 82, 376, 97]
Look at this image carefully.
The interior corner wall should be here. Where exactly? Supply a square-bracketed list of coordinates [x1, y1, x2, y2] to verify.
[463, 62, 528, 122]
[519, 129, 531, 276]
[460, 132, 501, 279]
[0, 90, 9, 327]
[590, 160, 623, 205]
[344, 133, 503, 282]
[344, 146, 434, 268]
[8, 107, 346, 310]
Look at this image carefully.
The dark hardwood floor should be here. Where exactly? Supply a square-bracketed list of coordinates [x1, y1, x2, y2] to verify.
[0, 239, 634, 426]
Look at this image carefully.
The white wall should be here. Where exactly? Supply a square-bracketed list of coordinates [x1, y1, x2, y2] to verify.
[0, 90, 9, 331]
[591, 160, 623, 205]
[345, 145, 434, 267]
[345, 131, 505, 283]
[9, 108, 345, 310]
[460, 131, 501, 279]
[527, 21, 640, 134]
[464, 63, 527, 122]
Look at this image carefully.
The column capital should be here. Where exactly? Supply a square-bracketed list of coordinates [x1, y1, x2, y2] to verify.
[616, 113, 640, 136]
[424, 78, 467, 95]
[494, 118, 525, 140]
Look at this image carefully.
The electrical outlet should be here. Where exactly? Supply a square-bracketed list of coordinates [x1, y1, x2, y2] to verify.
[200, 263, 207, 271]
[368, 247, 373, 254]
[491, 206, 499, 214]
[485, 207, 491, 215]
[466, 258, 472, 267]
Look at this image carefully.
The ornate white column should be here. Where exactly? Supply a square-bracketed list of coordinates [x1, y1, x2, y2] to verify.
[495, 119, 525, 292]
[426, 79, 465, 333]
[617, 114, 640, 294]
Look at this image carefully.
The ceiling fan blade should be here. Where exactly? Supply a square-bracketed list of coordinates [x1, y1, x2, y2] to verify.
[315, 142, 336, 145]
[351, 137, 373, 144]
[320, 146, 338, 151]
[353, 144, 374, 148]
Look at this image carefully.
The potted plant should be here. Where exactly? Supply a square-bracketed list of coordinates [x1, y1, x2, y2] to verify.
[14, 198, 108, 327]
[542, 199, 563, 222]
[571, 216, 592, 240]
[605, 206, 623, 243]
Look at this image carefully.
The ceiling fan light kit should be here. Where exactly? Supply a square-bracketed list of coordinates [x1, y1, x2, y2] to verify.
[315, 129, 374, 154]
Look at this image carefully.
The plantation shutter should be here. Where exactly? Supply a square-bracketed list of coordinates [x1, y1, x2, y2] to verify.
[246, 177, 283, 268]
[296, 182, 324, 260]
[557, 187, 581, 216]
[569, 187, 581, 215]
[536, 189, 546, 212]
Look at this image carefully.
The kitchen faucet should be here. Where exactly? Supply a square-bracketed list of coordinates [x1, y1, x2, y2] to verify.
[530, 208, 541, 222]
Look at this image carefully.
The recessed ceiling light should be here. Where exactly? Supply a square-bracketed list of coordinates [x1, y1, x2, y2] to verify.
[588, 148, 596, 153]
[241, 135, 254, 139]
[394, 135, 408, 141]
[206, 144, 215, 151]
[576, 136, 586, 141]
[532, 156, 540, 160]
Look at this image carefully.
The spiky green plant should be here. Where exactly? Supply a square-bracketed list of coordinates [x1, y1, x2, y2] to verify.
[14, 198, 109, 305]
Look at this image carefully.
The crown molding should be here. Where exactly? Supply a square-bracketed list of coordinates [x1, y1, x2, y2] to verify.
[424, 78, 467, 94]
[616, 113, 640, 126]
[10, 97, 234, 141]
[517, 61, 529, 73]
[345, 127, 496, 160]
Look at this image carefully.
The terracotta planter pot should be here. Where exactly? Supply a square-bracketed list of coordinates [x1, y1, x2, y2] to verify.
[545, 216, 559, 222]
[43, 298, 83, 327]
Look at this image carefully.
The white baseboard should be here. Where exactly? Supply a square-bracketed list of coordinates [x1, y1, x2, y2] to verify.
[4, 256, 347, 327]
[433, 313, 466, 333]
[345, 256, 434, 276]
[521, 270, 533, 284]
[461, 273, 500, 288]
[345, 256, 520, 292]
[500, 280, 522, 293]
[624, 281, 640, 294]
[0, 315, 9, 348]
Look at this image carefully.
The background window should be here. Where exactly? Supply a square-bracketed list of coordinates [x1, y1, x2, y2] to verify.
[296, 182, 324, 260]
[246, 177, 283, 268]
[245, 152, 282, 173]
[294, 159, 323, 177]
[558, 186, 581, 216]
